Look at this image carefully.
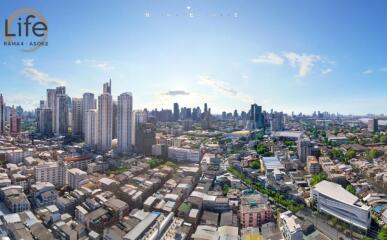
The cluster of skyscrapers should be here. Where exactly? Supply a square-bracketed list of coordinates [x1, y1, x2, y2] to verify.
[35, 80, 134, 154]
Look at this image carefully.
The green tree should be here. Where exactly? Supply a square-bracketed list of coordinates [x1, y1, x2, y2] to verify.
[310, 172, 327, 186]
[378, 227, 387, 240]
[362, 237, 373, 240]
[250, 160, 260, 170]
[257, 144, 269, 155]
[380, 134, 387, 144]
[345, 148, 356, 161]
[346, 184, 356, 195]
[366, 149, 382, 161]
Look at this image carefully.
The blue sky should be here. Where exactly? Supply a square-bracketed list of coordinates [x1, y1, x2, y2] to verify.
[0, 0, 386, 114]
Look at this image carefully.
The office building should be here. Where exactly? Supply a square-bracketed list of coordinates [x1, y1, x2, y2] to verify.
[82, 92, 95, 135]
[10, 106, 21, 137]
[173, 103, 179, 121]
[85, 109, 98, 147]
[368, 119, 378, 132]
[298, 139, 313, 162]
[117, 92, 133, 154]
[36, 108, 53, 136]
[250, 104, 264, 129]
[312, 180, 371, 231]
[72, 98, 83, 136]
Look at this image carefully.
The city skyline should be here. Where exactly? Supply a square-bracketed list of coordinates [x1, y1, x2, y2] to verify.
[1, 0, 386, 115]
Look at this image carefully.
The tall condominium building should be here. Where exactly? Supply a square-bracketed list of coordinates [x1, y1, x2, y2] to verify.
[368, 119, 378, 133]
[297, 139, 313, 162]
[85, 109, 98, 147]
[98, 92, 113, 152]
[46, 89, 56, 131]
[36, 108, 53, 136]
[173, 102, 179, 121]
[131, 110, 148, 145]
[112, 100, 118, 139]
[71, 98, 83, 136]
[82, 92, 95, 135]
[135, 122, 156, 155]
[55, 93, 69, 136]
[103, 79, 112, 94]
[10, 106, 21, 137]
[0, 94, 5, 135]
[39, 100, 45, 109]
[270, 112, 285, 131]
[117, 92, 133, 154]
[46, 89, 56, 109]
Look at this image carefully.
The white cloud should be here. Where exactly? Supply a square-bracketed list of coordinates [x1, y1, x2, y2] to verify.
[162, 90, 190, 96]
[75, 59, 113, 70]
[21, 59, 65, 86]
[381, 67, 387, 72]
[251, 51, 333, 78]
[198, 75, 237, 96]
[22, 59, 34, 67]
[251, 52, 284, 65]
[242, 74, 249, 79]
[321, 68, 332, 75]
[284, 52, 321, 77]
[363, 69, 373, 74]
[198, 75, 254, 104]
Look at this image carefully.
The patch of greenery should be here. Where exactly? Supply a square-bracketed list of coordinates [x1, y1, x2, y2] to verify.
[250, 160, 260, 170]
[378, 227, 387, 240]
[228, 167, 304, 213]
[346, 184, 356, 195]
[310, 172, 327, 186]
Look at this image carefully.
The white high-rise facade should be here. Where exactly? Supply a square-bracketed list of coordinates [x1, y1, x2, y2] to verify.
[85, 109, 98, 147]
[82, 93, 95, 135]
[97, 81, 113, 152]
[117, 92, 133, 154]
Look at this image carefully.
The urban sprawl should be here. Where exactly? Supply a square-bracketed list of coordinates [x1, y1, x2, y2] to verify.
[0, 80, 386, 240]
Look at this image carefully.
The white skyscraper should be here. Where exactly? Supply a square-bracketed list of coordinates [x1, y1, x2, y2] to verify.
[85, 109, 98, 147]
[97, 82, 113, 152]
[117, 92, 133, 154]
[82, 93, 95, 135]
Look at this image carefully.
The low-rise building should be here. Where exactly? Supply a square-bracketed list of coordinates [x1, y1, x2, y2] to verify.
[312, 180, 371, 231]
